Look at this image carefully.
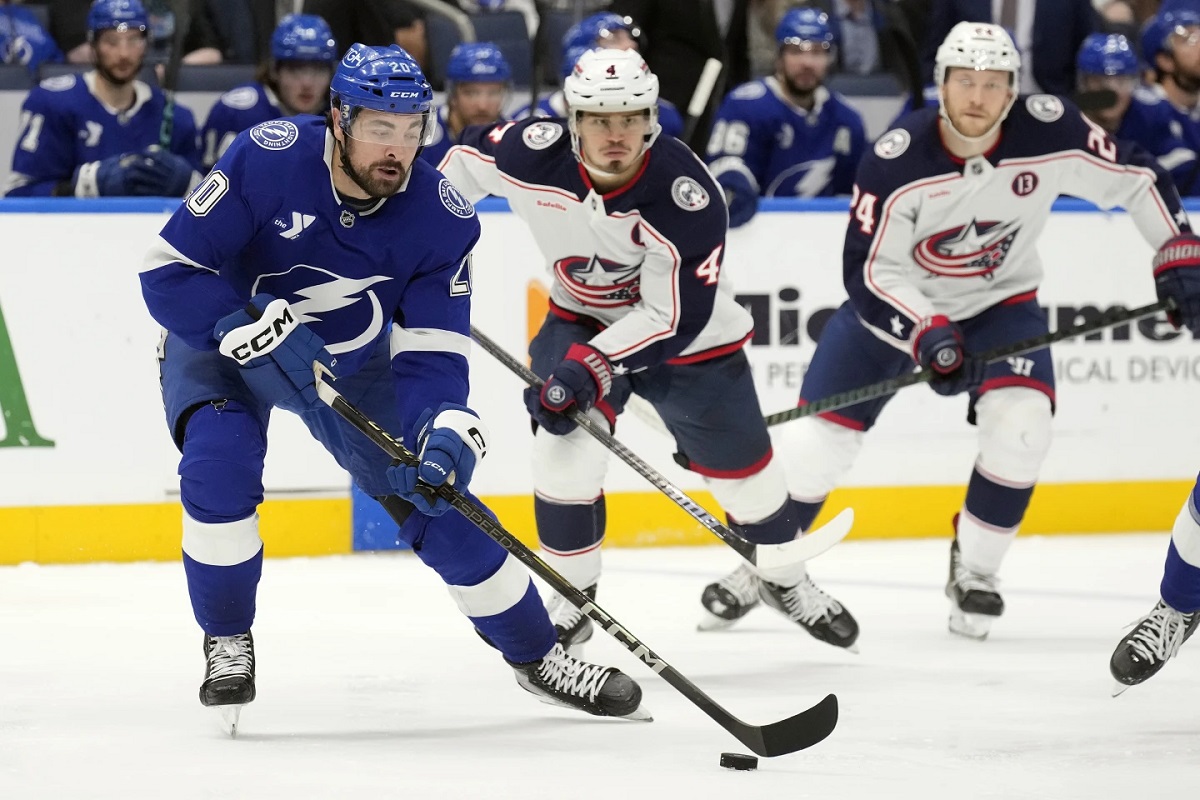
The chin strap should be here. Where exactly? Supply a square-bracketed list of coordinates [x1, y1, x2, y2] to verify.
[937, 86, 1017, 145]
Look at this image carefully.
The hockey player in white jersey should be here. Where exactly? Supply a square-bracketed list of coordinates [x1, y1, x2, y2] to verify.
[702, 22, 1200, 640]
[439, 48, 859, 654]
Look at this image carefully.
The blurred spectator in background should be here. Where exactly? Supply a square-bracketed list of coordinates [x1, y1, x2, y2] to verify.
[833, 0, 883, 74]
[445, 0, 538, 36]
[704, 6, 864, 227]
[4, 0, 201, 197]
[921, 0, 1097, 94]
[0, 1, 63, 76]
[422, 41, 510, 165]
[1077, 31, 1200, 193]
[512, 40, 587, 118]
[1143, 6, 1200, 141]
[44, 0, 224, 66]
[200, 13, 336, 169]
[303, 0, 426, 67]
[610, 0, 751, 151]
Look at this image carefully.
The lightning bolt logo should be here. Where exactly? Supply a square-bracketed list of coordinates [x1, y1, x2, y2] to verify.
[252, 266, 392, 355]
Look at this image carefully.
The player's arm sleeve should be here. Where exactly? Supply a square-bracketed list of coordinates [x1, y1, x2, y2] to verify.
[389, 226, 482, 442]
[139, 144, 259, 350]
[588, 201, 725, 370]
[704, 94, 769, 199]
[842, 155, 933, 350]
[4, 90, 82, 197]
[1058, 108, 1190, 244]
[435, 121, 514, 203]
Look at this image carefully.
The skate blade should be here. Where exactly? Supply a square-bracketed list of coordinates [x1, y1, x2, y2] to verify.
[696, 610, 741, 632]
[1111, 681, 1133, 698]
[213, 704, 244, 738]
[948, 608, 996, 640]
[620, 704, 653, 722]
[843, 642, 861, 654]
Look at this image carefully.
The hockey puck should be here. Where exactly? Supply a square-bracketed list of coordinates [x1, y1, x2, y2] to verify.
[719, 752, 758, 771]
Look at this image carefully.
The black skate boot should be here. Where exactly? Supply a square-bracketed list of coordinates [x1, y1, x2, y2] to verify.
[698, 563, 761, 631]
[546, 584, 596, 653]
[200, 631, 256, 736]
[1110, 600, 1198, 696]
[759, 569, 860, 651]
[946, 539, 1005, 640]
[509, 642, 651, 721]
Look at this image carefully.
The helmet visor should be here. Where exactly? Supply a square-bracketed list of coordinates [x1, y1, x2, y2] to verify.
[343, 110, 432, 149]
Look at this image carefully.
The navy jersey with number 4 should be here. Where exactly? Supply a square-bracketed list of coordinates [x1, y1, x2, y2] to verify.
[6, 72, 200, 196]
[140, 116, 481, 434]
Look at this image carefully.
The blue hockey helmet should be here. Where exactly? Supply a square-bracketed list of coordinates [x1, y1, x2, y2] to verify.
[775, 7, 836, 49]
[87, 0, 147, 39]
[271, 14, 337, 63]
[330, 43, 433, 115]
[446, 42, 512, 83]
[1077, 33, 1139, 77]
[1143, 5, 1200, 66]
[560, 43, 592, 80]
[562, 12, 640, 52]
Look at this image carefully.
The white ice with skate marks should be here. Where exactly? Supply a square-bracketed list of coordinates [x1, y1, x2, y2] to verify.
[2, 534, 1199, 799]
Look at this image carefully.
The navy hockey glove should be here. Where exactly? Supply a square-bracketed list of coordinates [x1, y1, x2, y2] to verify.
[912, 315, 985, 397]
[387, 404, 489, 516]
[127, 148, 196, 197]
[524, 343, 613, 436]
[72, 152, 140, 197]
[1153, 233, 1200, 333]
[214, 294, 333, 409]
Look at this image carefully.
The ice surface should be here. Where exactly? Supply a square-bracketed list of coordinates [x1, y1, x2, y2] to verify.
[2, 534, 1198, 799]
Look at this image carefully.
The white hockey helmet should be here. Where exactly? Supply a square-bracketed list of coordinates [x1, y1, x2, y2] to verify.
[935, 22, 1021, 141]
[562, 48, 661, 168]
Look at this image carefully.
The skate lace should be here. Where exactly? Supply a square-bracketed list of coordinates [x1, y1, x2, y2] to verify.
[546, 592, 584, 630]
[538, 644, 610, 702]
[207, 634, 253, 681]
[779, 576, 843, 625]
[717, 564, 761, 606]
[1127, 604, 1195, 664]
[953, 560, 999, 595]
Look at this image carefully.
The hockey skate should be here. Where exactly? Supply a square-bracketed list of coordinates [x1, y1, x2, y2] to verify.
[698, 563, 761, 631]
[1110, 600, 1198, 696]
[509, 642, 651, 721]
[200, 631, 256, 737]
[759, 569, 860, 651]
[546, 584, 596, 654]
[946, 540, 1005, 640]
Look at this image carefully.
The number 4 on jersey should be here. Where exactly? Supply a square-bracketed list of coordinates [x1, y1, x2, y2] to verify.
[695, 244, 723, 286]
[849, 185, 878, 235]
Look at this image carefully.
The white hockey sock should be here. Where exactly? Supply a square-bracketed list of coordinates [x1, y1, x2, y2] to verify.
[956, 509, 1017, 577]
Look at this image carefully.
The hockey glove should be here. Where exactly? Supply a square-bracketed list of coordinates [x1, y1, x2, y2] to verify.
[72, 152, 140, 197]
[524, 343, 613, 436]
[1153, 233, 1200, 333]
[387, 404, 489, 516]
[724, 187, 757, 228]
[127, 148, 196, 197]
[214, 294, 333, 409]
[912, 315, 985, 397]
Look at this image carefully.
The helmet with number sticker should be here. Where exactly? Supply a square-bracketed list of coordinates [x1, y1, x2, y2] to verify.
[87, 0, 147, 39]
[935, 22, 1021, 142]
[271, 14, 337, 63]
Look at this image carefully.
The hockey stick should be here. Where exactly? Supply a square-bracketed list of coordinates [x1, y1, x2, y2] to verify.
[158, 0, 192, 149]
[312, 364, 838, 756]
[763, 297, 1174, 428]
[681, 58, 723, 144]
[468, 325, 854, 568]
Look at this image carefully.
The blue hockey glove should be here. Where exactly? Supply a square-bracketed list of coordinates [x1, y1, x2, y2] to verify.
[127, 148, 196, 197]
[214, 294, 333, 409]
[912, 315, 985, 397]
[724, 187, 757, 228]
[72, 152, 140, 197]
[524, 343, 613, 436]
[1153, 233, 1200, 333]
[387, 404, 489, 516]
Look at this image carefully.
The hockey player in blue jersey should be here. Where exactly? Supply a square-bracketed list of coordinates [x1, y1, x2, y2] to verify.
[512, 12, 684, 138]
[704, 7, 866, 228]
[1142, 6, 1200, 148]
[440, 48, 859, 655]
[420, 42, 510, 167]
[1077, 32, 1200, 195]
[139, 43, 647, 733]
[4, 0, 200, 198]
[702, 22, 1200, 641]
[0, 2, 63, 77]
[199, 14, 337, 170]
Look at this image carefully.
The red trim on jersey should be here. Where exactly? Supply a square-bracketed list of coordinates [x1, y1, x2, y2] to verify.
[603, 217, 681, 359]
[937, 123, 1003, 165]
[1001, 289, 1038, 305]
[539, 536, 606, 556]
[576, 151, 652, 201]
[797, 398, 868, 431]
[548, 301, 588, 323]
[687, 447, 774, 479]
[979, 375, 1056, 408]
[666, 332, 753, 364]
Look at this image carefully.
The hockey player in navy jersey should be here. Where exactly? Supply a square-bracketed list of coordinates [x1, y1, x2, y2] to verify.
[4, 0, 200, 197]
[139, 43, 647, 732]
[199, 14, 337, 170]
[704, 7, 866, 228]
[512, 12, 684, 139]
[420, 42, 510, 167]
[702, 22, 1200, 641]
[1076, 32, 1200, 195]
[439, 48, 859, 655]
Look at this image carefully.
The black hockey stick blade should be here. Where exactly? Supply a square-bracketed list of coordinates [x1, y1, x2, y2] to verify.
[763, 297, 1174, 427]
[311, 363, 839, 756]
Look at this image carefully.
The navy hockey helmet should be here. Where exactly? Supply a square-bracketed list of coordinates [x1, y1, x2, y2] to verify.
[87, 0, 147, 40]
[1077, 33, 1139, 77]
[446, 42, 512, 83]
[271, 14, 337, 64]
[775, 7, 836, 49]
[562, 12, 640, 52]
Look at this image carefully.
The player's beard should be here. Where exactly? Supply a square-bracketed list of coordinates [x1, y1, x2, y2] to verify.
[338, 139, 409, 199]
[782, 71, 820, 106]
[1170, 58, 1200, 94]
[95, 54, 142, 87]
